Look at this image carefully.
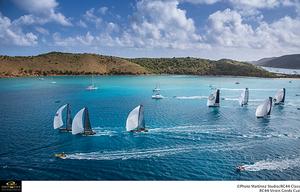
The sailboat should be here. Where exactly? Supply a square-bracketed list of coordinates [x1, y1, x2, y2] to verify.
[255, 97, 272, 118]
[53, 104, 72, 132]
[152, 84, 163, 99]
[273, 88, 285, 105]
[126, 105, 147, 132]
[86, 75, 98, 90]
[50, 77, 56, 84]
[239, 88, 249, 106]
[72, 107, 95, 135]
[207, 89, 220, 107]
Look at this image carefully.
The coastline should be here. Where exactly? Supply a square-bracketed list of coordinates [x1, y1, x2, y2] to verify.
[1, 73, 300, 79]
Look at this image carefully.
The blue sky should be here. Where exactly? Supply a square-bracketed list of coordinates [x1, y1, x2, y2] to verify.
[0, 0, 299, 60]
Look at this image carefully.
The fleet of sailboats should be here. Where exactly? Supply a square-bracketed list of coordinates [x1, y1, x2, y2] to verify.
[53, 87, 287, 136]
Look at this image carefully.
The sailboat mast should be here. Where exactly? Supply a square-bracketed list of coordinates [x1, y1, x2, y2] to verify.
[137, 105, 145, 129]
[83, 108, 92, 134]
[66, 104, 72, 131]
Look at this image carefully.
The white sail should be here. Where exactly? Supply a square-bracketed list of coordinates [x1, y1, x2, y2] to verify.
[274, 88, 285, 104]
[126, 105, 142, 132]
[239, 88, 249, 106]
[207, 89, 220, 107]
[256, 97, 272, 118]
[53, 104, 67, 129]
[72, 108, 85, 135]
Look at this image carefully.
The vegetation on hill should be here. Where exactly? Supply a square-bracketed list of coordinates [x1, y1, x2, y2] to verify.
[0, 52, 275, 78]
[129, 57, 274, 77]
[0, 52, 147, 77]
[253, 54, 300, 69]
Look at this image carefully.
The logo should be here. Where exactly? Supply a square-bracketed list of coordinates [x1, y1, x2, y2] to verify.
[0, 180, 21, 192]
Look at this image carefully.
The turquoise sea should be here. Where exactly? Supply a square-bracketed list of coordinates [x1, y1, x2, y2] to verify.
[0, 75, 300, 180]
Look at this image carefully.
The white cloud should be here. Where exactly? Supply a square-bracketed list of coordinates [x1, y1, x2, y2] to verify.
[11, 0, 72, 26]
[35, 26, 49, 35]
[206, 8, 255, 47]
[106, 22, 119, 33]
[117, 0, 205, 49]
[229, 0, 279, 9]
[205, 8, 300, 53]
[77, 20, 87, 28]
[41, 0, 300, 60]
[182, 0, 300, 16]
[83, 8, 102, 28]
[181, 0, 221, 4]
[98, 7, 108, 15]
[0, 13, 38, 46]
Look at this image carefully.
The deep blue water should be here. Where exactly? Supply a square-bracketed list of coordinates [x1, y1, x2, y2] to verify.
[0, 75, 300, 180]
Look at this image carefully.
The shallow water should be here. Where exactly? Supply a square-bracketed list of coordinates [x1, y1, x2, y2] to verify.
[0, 75, 300, 180]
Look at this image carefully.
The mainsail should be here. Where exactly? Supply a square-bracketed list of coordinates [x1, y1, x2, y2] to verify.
[72, 108, 85, 135]
[72, 107, 94, 135]
[239, 88, 249, 106]
[53, 104, 67, 129]
[274, 88, 285, 105]
[207, 89, 220, 107]
[255, 97, 272, 118]
[126, 105, 145, 132]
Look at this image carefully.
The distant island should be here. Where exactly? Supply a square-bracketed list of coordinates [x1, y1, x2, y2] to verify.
[0, 51, 287, 78]
[251, 54, 300, 69]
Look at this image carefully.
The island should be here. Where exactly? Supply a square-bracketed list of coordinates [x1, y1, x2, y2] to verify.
[0, 51, 285, 78]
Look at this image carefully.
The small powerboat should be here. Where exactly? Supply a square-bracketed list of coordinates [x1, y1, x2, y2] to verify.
[152, 94, 163, 99]
[236, 165, 246, 172]
[152, 84, 163, 99]
[55, 152, 67, 159]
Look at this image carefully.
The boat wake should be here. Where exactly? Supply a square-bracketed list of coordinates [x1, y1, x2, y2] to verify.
[65, 146, 193, 160]
[149, 125, 227, 134]
[92, 127, 118, 136]
[221, 88, 244, 91]
[175, 96, 207, 100]
[64, 141, 257, 161]
[242, 157, 300, 171]
[223, 98, 239, 101]
[221, 88, 277, 91]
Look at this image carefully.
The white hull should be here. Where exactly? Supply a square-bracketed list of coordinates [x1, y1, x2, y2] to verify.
[86, 85, 98, 90]
[152, 94, 164, 99]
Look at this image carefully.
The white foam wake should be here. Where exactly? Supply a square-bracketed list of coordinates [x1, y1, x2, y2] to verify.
[149, 125, 227, 134]
[221, 88, 277, 91]
[175, 96, 207, 100]
[223, 98, 239, 101]
[92, 127, 118, 136]
[66, 146, 193, 160]
[243, 157, 300, 171]
[64, 141, 256, 161]
[221, 88, 244, 91]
